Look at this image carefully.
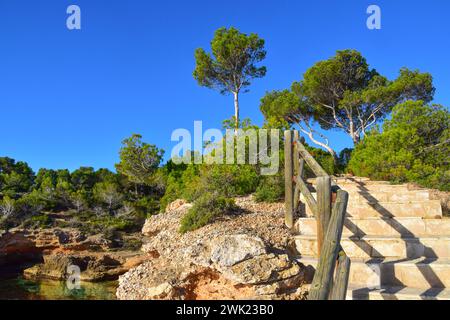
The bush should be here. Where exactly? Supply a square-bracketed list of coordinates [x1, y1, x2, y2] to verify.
[348, 101, 450, 190]
[198, 164, 259, 198]
[337, 148, 353, 172]
[305, 145, 337, 176]
[254, 174, 284, 202]
[179, 193, 237, 233]
[132, 196, 160, 217]
[121, 237, 143, 251]
[159, 164, 200, 211]
[160, 162, 259, 212]
[87, 216, 137, 233]
[21, 214, 52, 229]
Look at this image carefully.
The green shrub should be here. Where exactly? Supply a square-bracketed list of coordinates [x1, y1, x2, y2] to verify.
[132, 196, 160, 217]
[179, 193, 237, 233]
[199, 164, 259, 197]
[305, 145, 337, 176]
[337, 148, 354, 172]
[254, 174, 284, 202]
[160, 164, 200, 211]
[89, 216, 136, 232]
[26, 214, 52, 228]
[160, 162, 259, 212]
[121, 237, 143, 251]
[348, 101, 450, 191]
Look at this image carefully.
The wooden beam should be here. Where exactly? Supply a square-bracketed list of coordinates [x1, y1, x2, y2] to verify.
[293, 159, 305, 214]
[284, 130, 294, 229]
[294, 175, 318, 216]
[316, 176, 332, 256]
[329, 251, 351, 300]
[308, 190, 349, 300]
[299, 158, 305, 179]
[293, 131, 300, 177]
[295, 141, 328, 177]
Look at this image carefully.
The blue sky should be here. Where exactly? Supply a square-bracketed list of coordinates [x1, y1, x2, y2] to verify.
[0, 0, 449, 172]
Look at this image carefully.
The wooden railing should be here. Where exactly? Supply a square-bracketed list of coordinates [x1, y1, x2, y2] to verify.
[284, 130, 351, 300]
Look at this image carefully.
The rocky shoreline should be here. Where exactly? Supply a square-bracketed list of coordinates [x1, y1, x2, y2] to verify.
[116, 197, 308, 300]
[0, 228, 147, 283]
[1, 197, 309, 300]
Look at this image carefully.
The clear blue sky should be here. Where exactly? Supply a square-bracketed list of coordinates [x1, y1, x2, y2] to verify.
[1, 0, 449, 172]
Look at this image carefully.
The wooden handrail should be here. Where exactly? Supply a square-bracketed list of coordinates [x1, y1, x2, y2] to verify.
[294, 140, 328, 177]
[330, 251, 351, 300]
[293, 175, 317, 216]
[284, 130, 350, 300]
[308, 190, 349, 300]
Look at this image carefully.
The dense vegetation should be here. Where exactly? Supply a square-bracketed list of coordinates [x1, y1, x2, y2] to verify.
[1, 28, 449, 234]
[348, 101, 450, 190]
[0, 134, 165, 247]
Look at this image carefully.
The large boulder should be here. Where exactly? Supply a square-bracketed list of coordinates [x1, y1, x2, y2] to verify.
[210, 234, 266, 267]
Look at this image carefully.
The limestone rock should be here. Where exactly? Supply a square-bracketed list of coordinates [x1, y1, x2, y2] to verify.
[166, 199, 188, 212]
[147, 282, 175, 300]
[222, 253, 301, 285]
[210, 234, 266, 267]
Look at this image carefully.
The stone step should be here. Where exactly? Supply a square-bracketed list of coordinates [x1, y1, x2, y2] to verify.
[337, 183, 414, 189]
[296, 218, 450, 238]
[308, 179, 430, 195]
[298, 256, 450, 288]
[309, 179, 414, 190]
[302, 199, 442, 218]
[345, 191, 431, 203]
[294, 235, 450, 259]
[347, 286, 450, 300]
[308, 177, 387, 185]
[303, 190, 431, 203]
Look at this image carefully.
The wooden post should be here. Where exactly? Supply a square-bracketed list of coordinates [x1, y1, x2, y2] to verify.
[292, 131, 300, 216]
[293, 159, 305, 214]
[284, 130, 294, 228]
[299, 159, 305, 179]
[308, 190, 349, 300]
[293, 131, 300, 177]
[329, 251, 351, 300]
[316, 176, 331, 256]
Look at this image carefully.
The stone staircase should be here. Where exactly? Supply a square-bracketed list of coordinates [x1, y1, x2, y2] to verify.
[293, 177, 450, 300]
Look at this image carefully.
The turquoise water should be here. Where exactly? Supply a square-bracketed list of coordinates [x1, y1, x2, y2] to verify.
[0, 276, 117, 300]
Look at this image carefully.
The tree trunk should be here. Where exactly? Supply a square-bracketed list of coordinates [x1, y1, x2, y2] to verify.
[352, 134, 361, 145]
[233, 91, 239, 132]
[325, 147, 338, 163]
[298, 127, 338, 163]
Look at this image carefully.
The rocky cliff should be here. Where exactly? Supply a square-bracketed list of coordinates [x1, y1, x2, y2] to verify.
[0, 228, 146, 281]
[116, 197, 308, 300]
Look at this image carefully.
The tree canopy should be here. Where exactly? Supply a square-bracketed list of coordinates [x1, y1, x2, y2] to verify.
[115, 134, 164, 186]
[193, 27, 266, 130]
[260, 50, 435, 158]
